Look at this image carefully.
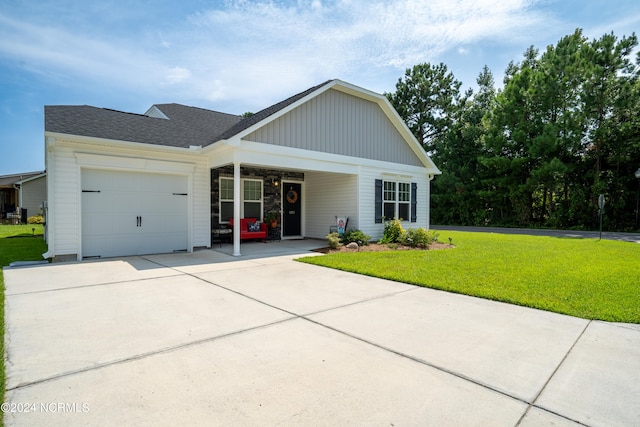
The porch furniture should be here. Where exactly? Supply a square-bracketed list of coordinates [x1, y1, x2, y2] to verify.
[229, 218, 268, 241]
[211, 226, 233, 247]
[8, 213, 20, 225]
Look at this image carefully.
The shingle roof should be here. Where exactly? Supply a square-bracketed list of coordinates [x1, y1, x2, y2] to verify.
[45, 80, 335, 148]
[213, 79, 334, 141]
[0, 171, 46, 186]
[45, 104, 243, 148]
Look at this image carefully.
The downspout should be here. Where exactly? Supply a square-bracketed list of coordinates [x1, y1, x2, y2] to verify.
[427, 174, 435, 230]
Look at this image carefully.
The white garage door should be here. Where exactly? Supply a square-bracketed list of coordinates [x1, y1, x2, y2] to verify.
[81, 169, 188, 258]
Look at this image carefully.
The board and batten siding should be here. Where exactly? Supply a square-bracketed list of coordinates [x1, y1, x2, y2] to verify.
[47, 139, 210, 259]
[244, 89, 423, 167]
[305, 172, 358, 239]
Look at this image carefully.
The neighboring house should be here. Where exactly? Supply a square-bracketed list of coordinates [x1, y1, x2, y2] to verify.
[0, 171, 46, 223]
[43, 79, 441, 261]
[15, 172, 47, 219]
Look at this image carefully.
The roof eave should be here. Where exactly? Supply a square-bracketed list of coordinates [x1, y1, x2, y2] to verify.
[44, 131, 198, 154]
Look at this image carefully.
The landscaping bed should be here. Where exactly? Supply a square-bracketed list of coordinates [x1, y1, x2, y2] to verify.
[314, 241, 454, 253]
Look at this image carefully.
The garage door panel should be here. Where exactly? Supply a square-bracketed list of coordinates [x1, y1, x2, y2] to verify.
[84, 236, 140, 259]
[81, 170, 189, 258]
[140, 174, 175, 190]
[142, 215, 188, 237]
[142, 233, 187, 253]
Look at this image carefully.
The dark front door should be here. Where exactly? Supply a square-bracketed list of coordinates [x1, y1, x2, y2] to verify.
[283, 183, 302, 237]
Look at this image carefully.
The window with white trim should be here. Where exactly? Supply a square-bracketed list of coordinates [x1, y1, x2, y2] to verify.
[383, 180, 411, 221]
[220, 178, 234, 222]
[243, 179, 262, 219]
[219, 177, 263, 222]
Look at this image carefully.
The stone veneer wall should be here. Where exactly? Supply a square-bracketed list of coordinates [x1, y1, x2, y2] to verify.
[211, 166, 304, 228]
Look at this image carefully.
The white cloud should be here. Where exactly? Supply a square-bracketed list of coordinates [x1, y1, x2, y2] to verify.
[0, 0, 548, 110]
[164, 67, 192, 85]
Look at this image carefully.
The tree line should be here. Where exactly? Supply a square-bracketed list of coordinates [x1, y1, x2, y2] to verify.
[387, 29, 640, 232]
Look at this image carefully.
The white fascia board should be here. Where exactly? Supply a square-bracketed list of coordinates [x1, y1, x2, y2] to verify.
[207, 145, 236, 169]
[228, 140, 435, 176]
[45, 131, 202, 156]
[15, 173, 47, 185]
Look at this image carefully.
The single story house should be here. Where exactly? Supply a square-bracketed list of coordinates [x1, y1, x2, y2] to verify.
[0, 171, 46, 223]
[15, 172, 47, 220]
[43, 79, 441, 261]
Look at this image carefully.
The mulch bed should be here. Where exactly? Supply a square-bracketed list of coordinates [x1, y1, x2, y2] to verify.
[313, 242, 454, 254]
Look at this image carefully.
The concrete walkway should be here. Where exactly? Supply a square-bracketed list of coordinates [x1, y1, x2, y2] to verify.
[3, 240, 640, 426]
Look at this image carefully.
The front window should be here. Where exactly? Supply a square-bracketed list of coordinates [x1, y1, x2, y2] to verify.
[243, 179, 262, 219]
[398, 182, 410, 220]
[383, 181, 396, 220]
[219, 177, 263, 222]
[383, 180, 411, 221]
[220, 178, 234, 222]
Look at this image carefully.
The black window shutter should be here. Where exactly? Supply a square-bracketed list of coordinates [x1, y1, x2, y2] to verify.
[410, 182, 417, 222]
[375, 179, 383, 223]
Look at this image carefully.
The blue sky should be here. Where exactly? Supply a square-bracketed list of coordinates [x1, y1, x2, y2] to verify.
[1, 0, 638, 174]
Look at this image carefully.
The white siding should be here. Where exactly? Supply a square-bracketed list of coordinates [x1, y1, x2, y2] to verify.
[305, 172, 358, 239]
[306, 168, 431, 242]
[191, 160, 211, 249]
[357, 167, 431, 241]
[244, 89, 424, 167]
[47, 138, 209, 259]
[358, 168, 383, 240]
[52, 145, 81, 256]
[19, 176, 46, 218]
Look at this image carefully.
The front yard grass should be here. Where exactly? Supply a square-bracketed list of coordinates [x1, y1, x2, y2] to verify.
[298, 231, 640, 323]
[0, 224, 47, 422]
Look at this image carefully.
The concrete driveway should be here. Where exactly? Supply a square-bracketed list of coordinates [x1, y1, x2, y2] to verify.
[4, 240, 640, 426]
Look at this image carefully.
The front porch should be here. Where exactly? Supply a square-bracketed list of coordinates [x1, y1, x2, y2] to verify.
[212, 238, 326, 259]
[210, 165, 359, 256]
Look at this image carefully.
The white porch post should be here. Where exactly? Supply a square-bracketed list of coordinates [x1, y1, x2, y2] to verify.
[233, 162, 242, 256]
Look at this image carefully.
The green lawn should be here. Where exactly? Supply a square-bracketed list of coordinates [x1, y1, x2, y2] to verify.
[298, 231, 640, 323]
[0, 224, 47, 422]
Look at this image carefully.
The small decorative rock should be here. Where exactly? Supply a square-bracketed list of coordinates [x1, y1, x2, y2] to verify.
[346, 242, 359, 250]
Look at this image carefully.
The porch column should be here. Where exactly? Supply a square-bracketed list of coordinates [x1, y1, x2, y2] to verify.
[233, 162, 241, 256]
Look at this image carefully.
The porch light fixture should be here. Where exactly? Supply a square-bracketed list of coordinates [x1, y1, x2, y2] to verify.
[272, 178, 279, 187]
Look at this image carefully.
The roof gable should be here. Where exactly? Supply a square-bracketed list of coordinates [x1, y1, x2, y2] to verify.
[231, 80, 440, 172]
[243, 88, 426, 167]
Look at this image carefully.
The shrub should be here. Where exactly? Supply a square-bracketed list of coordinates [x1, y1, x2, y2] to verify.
[400, 228, 439, 248]
[27, 215, 45, 224]
[341, 229, 371, 246]
[326, 232, 341, 249]
[379, 218, 404, 244]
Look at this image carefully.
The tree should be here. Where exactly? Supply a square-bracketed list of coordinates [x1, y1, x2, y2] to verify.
[386, 63, 462, 155]
[431, 66, 495, 224]
[388, 30, 640, 231]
